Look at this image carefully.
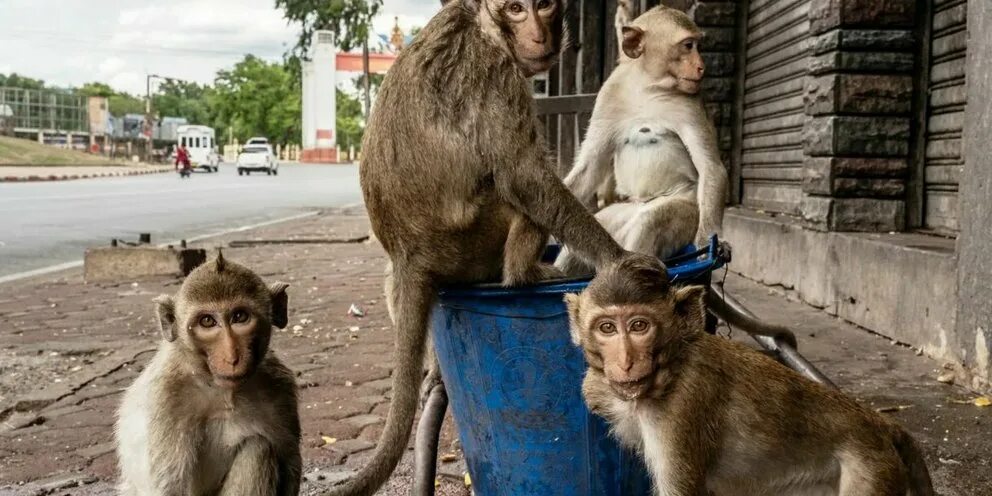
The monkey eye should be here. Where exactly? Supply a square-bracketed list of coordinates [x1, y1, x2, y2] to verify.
[683, 40, 696, 51]
[629, 319, 650, 333]
[508, 2, 525, 14]
[198, 315, 217, 328]
[231, 309, 250, 324]
[536, 0, 552, 10]
[598, 322, 617, 335]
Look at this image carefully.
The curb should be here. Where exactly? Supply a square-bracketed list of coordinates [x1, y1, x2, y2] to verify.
[0, 168, 172, 183]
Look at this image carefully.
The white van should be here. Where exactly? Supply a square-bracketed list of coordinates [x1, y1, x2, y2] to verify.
[176, 125, 220, 172]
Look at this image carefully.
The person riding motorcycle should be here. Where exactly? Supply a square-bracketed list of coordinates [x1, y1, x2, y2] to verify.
[175, 144, 192, 177]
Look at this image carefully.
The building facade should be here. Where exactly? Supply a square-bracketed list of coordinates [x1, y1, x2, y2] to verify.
[544, 0, 992, 391]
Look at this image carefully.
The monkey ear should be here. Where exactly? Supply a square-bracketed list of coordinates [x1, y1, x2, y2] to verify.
[563, 293, 583, 346]
[621, 26, 645, 59]
[672, 285, 707, 330]
[269, 282, 290, 329]
[152, 295, 178, 342]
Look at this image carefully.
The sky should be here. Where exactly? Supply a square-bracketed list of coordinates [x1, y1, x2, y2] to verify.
[0, 0, 441, 95]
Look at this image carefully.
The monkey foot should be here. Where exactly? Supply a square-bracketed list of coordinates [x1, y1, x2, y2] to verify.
[419, 369, 444, 409]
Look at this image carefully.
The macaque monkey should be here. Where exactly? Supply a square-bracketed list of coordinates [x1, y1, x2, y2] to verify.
[556, 5, 729, 275]
[346, 0, 664, 494]
[115, 253, 301, 496]
[564, 260, 935, 496]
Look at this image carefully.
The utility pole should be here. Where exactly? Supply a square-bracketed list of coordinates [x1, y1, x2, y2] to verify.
[362, 30, 371, 117]
[144, 74, 162, 161]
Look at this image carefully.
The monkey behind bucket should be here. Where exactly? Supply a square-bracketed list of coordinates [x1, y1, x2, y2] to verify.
[115, 253, 301, 496]
[564, 259, 935, 496]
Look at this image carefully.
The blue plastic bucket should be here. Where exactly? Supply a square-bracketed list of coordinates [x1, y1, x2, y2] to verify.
[431, 240, 725, 496]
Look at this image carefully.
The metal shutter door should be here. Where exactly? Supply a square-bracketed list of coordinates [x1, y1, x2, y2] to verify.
[924, 0, 967, 234]
[739, 0, 811, 214]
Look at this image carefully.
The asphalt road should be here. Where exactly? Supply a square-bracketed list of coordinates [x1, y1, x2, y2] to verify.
[0, 162, 362, 279]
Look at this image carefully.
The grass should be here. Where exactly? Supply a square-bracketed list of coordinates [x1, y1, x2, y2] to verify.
[0, 135, 128, 166]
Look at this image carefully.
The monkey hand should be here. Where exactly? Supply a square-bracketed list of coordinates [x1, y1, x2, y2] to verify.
[694, 228, 724, 253]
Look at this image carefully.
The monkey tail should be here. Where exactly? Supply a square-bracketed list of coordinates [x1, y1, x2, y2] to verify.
[325, 271, 435, 496]
[893, 428, 935, 496]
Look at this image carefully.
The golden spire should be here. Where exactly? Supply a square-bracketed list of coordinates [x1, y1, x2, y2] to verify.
[390, 16, 405, 52]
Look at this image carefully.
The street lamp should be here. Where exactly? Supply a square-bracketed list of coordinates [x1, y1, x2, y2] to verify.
[143, 74, 184, 159]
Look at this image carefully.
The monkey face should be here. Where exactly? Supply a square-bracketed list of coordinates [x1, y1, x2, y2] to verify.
[186, 304, 270, 389]
[492, 0, 562, 76]
[621, 9, 705, 95]
[589, 309, 659, 400]
[565, 257, 708, 402]
[152, 254, 290, 390]
[666, 34, 704, 95]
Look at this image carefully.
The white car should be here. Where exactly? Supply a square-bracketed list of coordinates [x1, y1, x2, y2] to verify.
[236, 144, 279, 176]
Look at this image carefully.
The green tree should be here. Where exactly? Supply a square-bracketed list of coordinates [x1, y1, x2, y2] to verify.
[336, 88, 364, 149]
[0, 73, 45, 89]
[211, 55, 301, 145]
[152, 79, 213, 126]
[276, 0, 382, 56]
[77, 82, 115, 97]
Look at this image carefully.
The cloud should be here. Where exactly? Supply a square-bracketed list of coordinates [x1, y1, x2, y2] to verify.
[98, 57, 127, 77]
[0, 0, 442, 94]
[112, 1, 296, 57]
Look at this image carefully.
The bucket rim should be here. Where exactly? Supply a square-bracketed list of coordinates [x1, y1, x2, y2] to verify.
[439, 237, 727, 299]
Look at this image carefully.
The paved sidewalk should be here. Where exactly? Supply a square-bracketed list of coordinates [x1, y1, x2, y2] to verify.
[0, 165, 172, 183]
[0, 209, 989, 495]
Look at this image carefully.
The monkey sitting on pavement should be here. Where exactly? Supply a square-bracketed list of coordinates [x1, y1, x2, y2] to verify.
[564, 259, 935, 496]
[115, 252, 301, 496]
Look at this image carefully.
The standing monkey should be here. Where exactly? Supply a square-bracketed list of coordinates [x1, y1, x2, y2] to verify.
[115, 253, 301, 496]
[556, 6, 729, 275]
[564, 260, 935, 496]
[347, 0, 663, 494]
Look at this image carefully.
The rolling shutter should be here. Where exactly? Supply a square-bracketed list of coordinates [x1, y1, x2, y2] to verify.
[924, 0, 968, 235]
[739, 0, 811, 214]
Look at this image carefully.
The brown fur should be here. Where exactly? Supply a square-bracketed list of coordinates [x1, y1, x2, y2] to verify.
[564, 271, 935, 496]
[344, 0, 664, 494]
[115, 254, 301, 496]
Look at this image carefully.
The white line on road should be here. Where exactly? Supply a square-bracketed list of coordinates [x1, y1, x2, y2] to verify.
[0, 210, 323, 286]
[0, 184, 256, 203]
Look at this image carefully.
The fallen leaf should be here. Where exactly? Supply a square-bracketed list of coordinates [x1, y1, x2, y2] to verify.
[441, 453, 458, 463]
[464, 472, 472, 487]
[434, 479, 440, 487]
[321, 436, 337, 445]
[975, 396, 991, 407]
[348, 304, 366, 317]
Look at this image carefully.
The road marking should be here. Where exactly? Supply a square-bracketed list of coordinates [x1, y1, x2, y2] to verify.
[0, 210, 323, 286]
[0, 184, 256, 203]
[0, 260, 84, 285]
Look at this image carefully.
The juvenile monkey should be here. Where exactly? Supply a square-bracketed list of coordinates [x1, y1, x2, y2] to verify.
[564, 261, 935, 496]
[556, 6, 729, 275]
[349, 0, 663, 494]
[115, 253, 301, 496]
